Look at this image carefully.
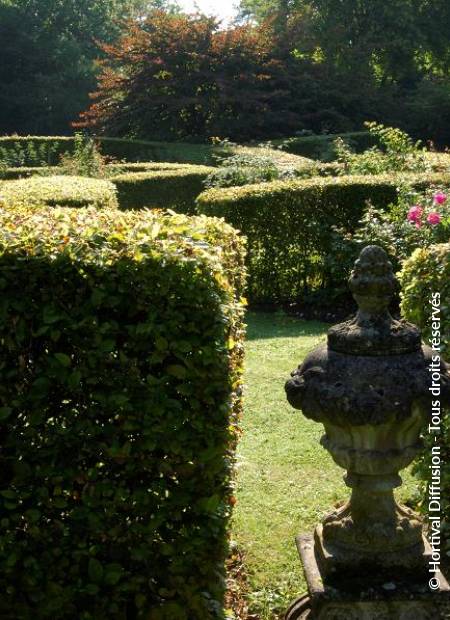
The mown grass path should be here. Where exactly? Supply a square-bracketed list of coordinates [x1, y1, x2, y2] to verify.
[232, 312, 418, 619]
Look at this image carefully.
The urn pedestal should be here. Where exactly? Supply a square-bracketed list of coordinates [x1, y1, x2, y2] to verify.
[284, 246, 450, 620]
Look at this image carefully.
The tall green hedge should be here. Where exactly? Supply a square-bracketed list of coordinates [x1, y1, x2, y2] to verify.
[99, 137, 215, 165]
[0, 136, 216, 166]
[0, 176, 118, 209]
[0, 166, 60, 180]
[197, 172, 450, 305]
[0, 206, 246, 619]
[0, 135, 315, 168]
[399, 243, 450, 562]
[112, 166, 214, 213]
[0, 136, 74, 165]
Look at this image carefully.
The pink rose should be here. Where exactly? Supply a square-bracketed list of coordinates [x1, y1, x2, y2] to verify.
[427, 211, 441, 225]
[433, 191, 447, 205]
[415, 220, 423, 229]
[407, 205, 423, 223]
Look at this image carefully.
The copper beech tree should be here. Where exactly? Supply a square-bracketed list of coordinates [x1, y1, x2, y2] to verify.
[76, 11, 305, 141]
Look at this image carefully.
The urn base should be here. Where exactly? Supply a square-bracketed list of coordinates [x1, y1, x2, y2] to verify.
[315, 523, 430, 580]
[285, 534, 450, 620]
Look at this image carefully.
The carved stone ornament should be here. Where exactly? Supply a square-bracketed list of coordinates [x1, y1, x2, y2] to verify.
[285, 245, 450, 578]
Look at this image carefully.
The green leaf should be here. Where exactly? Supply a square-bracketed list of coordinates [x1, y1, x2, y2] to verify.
[0, 407, 13, 421]
[88, 558, 103, 584]
[55, 353, 71, 367]
[43, 306, 63, 324]
[155, 336, 168, 351]
[167, 365, 187, 379]
[104, 563, 123, 586]
[25, 509, 41, 523]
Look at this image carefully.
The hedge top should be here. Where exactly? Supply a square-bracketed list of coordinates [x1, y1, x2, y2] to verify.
[0, 206, 245, 283]
[110, 165, 214, 184]
[0, 175, 118, 209]
[197, 171, 450, 208]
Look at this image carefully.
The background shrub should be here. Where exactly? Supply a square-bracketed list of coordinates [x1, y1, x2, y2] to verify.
[399, 243, 450, 562]
[197, 172, 450, 305]
[204, 147, 313, 189]
[0, 206, 246, 619]
[0, 176, 118, 209]
[111, 166, 214, 213]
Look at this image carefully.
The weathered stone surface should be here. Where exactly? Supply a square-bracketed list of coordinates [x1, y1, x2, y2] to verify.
[284, 245, 450, 619]
[285, 344, 446, 426]
[286, 535, 450, 620]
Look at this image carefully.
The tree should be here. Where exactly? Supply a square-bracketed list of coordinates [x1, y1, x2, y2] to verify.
[77, 11, 306, 142]
[0, 0, 163, 135]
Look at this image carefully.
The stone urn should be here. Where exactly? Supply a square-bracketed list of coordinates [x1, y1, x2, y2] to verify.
[284, 245, 450, 619]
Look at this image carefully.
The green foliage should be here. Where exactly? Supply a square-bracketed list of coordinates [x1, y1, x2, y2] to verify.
[271, 132, 376, 162]
[0, 176, 118, 209]
[0, 136, 216, 166]
[98, 137, 216, 165]
[204, 145, 314, 189]
[0, 0, 157, 135]
[0, 206, 246, 619]
[0, 139, 60, 169]
[106, 162, 198, 174]
[111, 166, 214, 212]
[205, 154, 283, 189]
[399, 243, 450, 559]
[59, 133, 108, 178]
[330, 184, 450, 279]
[335, 123, 428, 175]
[197, 172, 450, 305]
[0, 166, 60, 180]
[0, 136, 74, 165]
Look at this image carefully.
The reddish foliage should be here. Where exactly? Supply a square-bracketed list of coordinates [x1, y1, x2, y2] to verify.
[76, 11, 305, 141]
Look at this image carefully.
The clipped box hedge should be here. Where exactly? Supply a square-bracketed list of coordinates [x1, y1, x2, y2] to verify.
[0, 175, 118, 209]
[272, 131, 376, 161]
[197, 172, 450, 304]
[106, 162, 197, 175]
[0, 166, 59, 180]
[112, 165, 214, 213]
[0, 136, 74, 165]
[99, 137, 215, 165]
[0, 206, 246, 619]
[0, 136, 215, 166]
[399, 243, 450, 561]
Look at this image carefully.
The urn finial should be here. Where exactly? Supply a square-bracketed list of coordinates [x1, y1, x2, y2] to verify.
[328, 245, 421, 355]
[349, 244, 396, 315]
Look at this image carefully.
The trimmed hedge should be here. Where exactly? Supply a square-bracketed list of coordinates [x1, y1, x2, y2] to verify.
[99, 137, 215, 165]
[106, 162, 197, 174]
[0, 206, 246, 619]
[271, 131, 377, 161]
[0, 136, 213, 166]
[0, 136, 316, 168]
[0, 166, 59, 180]
[399, 243, 450, 561]
[197, 172, 450, 304]
[0, 136, 74, 165]
[111, 166, 214, 213]
[0, 176, 118, 209]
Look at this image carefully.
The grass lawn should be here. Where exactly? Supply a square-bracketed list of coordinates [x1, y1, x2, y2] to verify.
[232, 311, 419, 619]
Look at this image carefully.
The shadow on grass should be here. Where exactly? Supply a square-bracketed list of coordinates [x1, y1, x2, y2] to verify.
[245, 311, 327, 341]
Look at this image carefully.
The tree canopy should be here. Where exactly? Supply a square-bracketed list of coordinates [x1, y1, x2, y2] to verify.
[0, 0, 161, 134]
[1, 0, 450, 143]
